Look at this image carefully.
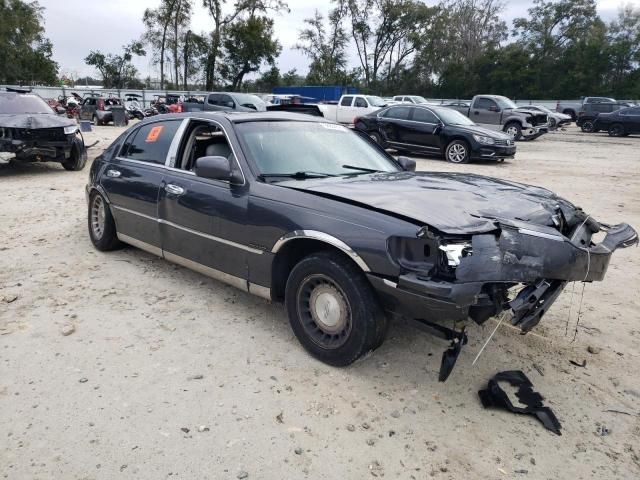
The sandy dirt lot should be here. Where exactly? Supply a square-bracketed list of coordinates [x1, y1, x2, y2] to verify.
[1, 124, 639, 480]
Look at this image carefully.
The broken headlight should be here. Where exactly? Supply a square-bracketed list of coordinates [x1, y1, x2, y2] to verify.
[438, 243, 472, 267]
[63, 125, 78, 135]
[472, 134, 495, 145]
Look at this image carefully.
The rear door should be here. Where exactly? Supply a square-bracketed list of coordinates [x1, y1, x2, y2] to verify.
[404, 107, 441, 151]
[378, 106, 412, 145]
[80, 97, 97, 120]
[101, 119, 184, 252]
[336, 95, 356, 123]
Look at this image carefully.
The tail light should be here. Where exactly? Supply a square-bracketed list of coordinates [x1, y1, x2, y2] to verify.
[97, 98, 104, 110]
[353, 117, 359, 125]
[176, 102, 183, 113]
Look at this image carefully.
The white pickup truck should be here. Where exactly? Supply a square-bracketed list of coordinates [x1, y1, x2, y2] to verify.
[317, 95, 388, 124]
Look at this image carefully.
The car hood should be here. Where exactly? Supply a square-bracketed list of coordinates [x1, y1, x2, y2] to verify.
[445, 124, 512, 140]
[0, 113, 75, 129]
[278, 172, 577, 235]
[506, 107, 543, 117]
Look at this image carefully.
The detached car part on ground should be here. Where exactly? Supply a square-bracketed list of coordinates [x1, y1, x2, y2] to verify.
[85, 112, 637, 381]
[0, 90, 87, 170]
[354, 104, 516, 163]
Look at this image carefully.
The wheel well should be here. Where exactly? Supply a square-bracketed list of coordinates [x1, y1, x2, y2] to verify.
[503, 120, 521, 129]
[270, 239, 361, 302]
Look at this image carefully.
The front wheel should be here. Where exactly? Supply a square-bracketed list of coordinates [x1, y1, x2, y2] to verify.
[504, 122, 522, 140]
[445, 140, 470, 163]
[88, 192, 121, 251]
[285, 251, 387, 366]
[608, 123, 625, 137]
[62, 136, 87, 171]
[581, 120, 595, 133]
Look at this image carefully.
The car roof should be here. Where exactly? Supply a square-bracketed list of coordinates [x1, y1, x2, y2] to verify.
[136, 111, 331, 125]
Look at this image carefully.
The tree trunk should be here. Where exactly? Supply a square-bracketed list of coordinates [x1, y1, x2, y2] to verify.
[183, 30, 191, 90]
[173, 0, 182, 90]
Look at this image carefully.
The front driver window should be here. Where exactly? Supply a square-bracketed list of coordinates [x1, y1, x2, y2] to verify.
[177, 121, 235, 172]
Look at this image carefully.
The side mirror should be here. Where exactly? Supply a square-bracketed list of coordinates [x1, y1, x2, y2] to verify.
[226, 101, 235, 108]
[195, 156, 241, 183]
[489, 105, 500, 112]
[397, 156, 416, 172]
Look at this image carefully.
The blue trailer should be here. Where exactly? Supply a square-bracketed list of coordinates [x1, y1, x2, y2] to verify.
[271, 86, 357, 103]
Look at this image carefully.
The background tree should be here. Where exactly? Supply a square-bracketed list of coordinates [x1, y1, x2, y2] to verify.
[84, 41, 146, 89]
[0, 0, 58, 84]
[219, 14, 281, 89]
[295, 8, 349, 85]
[143, 0, 177, 89]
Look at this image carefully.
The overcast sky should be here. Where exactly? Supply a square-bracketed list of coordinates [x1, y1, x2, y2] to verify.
[39, 0, 631, 80]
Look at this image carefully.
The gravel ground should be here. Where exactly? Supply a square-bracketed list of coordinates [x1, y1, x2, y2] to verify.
[1, 124, 639, 479]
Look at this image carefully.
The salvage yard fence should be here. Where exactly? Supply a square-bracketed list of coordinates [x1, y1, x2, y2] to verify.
[3, 85, 564, 110]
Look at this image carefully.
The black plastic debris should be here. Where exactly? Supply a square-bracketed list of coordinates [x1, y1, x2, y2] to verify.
[413, 318, 468, 381]
[478, 370, 562, 435]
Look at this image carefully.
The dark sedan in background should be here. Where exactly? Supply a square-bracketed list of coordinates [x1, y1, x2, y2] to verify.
[86, 112, 636, 380]
[593, 106, 640, 136]
[354, 104, 515, 163]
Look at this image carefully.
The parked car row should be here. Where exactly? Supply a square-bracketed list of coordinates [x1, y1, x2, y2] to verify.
[577, 103, 640, 136]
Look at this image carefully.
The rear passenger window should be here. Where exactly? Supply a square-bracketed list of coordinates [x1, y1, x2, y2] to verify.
[412, 108, 438, 123]
[383, 106, 411, 120]
[121, 121, 181, 164]
[340, 96, 353, 106]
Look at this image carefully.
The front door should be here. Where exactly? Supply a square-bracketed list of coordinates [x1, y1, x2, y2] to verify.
[157, 120, 253, 284]
[101, 119, 183, 252]
[473, 97, 500, 129]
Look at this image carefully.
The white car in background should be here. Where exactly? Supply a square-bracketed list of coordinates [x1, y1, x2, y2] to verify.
[393, 95, 431, 105]
[526, 105, 572, 129]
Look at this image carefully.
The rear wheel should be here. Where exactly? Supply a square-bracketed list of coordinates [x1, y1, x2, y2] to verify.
[445, 140, 470, 163]
[285, 251, 387, 366]
[93, 115, 101, 126]
[88, 192, 121, 251]
[504, 122, 522, 140]
[608, 123, 625, 137]
[581, 120, 595, 133]
[369, 131, 383, 146]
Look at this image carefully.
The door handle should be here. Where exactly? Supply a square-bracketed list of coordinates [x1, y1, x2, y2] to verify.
[165, 184, 185, 195]
[474, 111, 479, 115]
[106, 169, 121, 178]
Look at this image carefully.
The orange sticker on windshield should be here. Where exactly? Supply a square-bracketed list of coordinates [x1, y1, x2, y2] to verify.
[145, 126, 164, 142]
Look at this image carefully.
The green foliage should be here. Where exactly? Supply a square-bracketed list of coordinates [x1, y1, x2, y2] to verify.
[84, 41, 146, 89]
[219, 14, 281, 89]
[0, 0, 58, 84]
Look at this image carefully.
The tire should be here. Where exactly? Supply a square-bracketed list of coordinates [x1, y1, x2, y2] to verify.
[285, 251, 388, 366]
[581, 120, 595, 133]
[563, 110, 576, 121]
[369, 131, 383, 147]
[445, 139, 470, 163]
[608, 123, 625, 137]
[503, 122, 522, 140]
[62, 136, 87, 171]
[93, 115, 101, 126]
[88, 191, 121, 251]
[548, 118, 556, 129]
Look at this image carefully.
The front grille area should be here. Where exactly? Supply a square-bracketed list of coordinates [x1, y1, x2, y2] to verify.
[529, 114, 548, 126]
[11, 127, 67, 142]
[494, 139, 513, 146]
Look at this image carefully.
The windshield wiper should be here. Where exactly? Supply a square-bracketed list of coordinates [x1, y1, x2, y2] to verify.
[258, 171, 337, 181]
[341, 164, 382, 174]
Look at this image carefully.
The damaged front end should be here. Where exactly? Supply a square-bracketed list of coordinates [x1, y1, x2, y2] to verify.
[0, 125, 80, 162]
[370, 203, 637, 380]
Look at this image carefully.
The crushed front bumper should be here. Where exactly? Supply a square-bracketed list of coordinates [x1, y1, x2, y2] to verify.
[0, 137, 74, 160]
[369, 222, 638, 329]
[521, 125, 548, 140]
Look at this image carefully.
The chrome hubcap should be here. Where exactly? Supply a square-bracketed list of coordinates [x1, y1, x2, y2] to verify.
[91, 196, 106, 239]
[447, 144, 466, 163]
[298, 274, 351, 348]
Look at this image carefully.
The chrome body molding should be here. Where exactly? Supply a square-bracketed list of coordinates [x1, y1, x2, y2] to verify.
[271, 230, 371, 272]
[518, 228, 564, 242]
[117, 233, 163, 257]
[116, 233, 271, 299]
[111, 204, 263, 254]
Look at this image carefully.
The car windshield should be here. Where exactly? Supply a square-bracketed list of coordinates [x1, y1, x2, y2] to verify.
[366, 96, 387, 107]
[435, 108, 476, 126]
[233, 94, 265, 108]
[0, 93, 54, 114]
[410, 96, 429, 104]
[494, 96, 518, 109]
[236, 121, 400, 180]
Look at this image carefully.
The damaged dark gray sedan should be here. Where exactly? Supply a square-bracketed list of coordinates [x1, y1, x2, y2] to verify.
[86, 112, 637, 378]
[0, 89, 86, 170]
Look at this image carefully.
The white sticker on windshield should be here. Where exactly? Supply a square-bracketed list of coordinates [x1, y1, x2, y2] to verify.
[320, 123, 347, 131]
